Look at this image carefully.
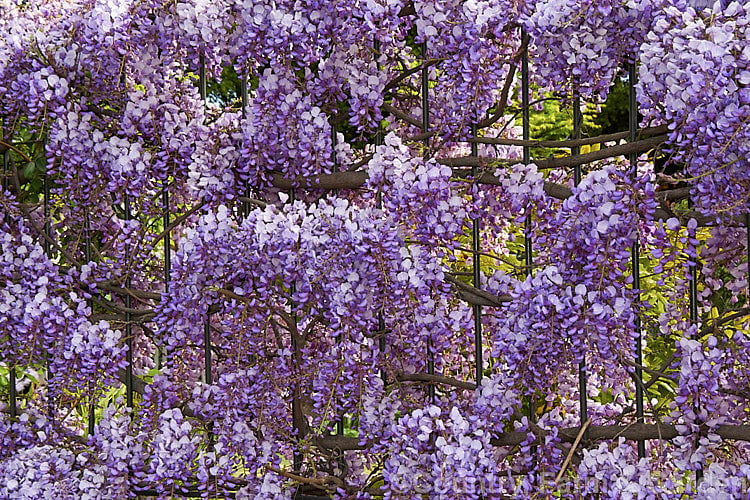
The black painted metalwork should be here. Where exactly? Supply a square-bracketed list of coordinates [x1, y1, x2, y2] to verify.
[198, 54, 213, 392]
[163, 188, 171, 296]
[629, 63, 646, 459]
[522, 31, 532, 272]
[85, 211, 96, 435]
[374, 40, 388, 386]
[471, 123, 483, 386]
[124, 194, 134, 408]
[521, 31, 536, 431]
[422, 41, 435, 404]
[572, 96, 588, 429]
[240, 74, 252, 218]
[8, 366, 16, 421]
[689, 236, 702, 483]
[2, 123, 16, 421]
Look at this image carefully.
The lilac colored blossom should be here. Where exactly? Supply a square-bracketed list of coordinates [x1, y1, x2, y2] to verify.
[2, 0, 750, 496]
[523, 0, 668, 99]
[638, 1, 750, 219]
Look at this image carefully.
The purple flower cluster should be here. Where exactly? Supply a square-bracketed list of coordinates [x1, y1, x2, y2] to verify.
[523, 0, 665, 99]
[0, 216, 126, 392]
[577, 439, 665, 497]
[638, 1, 750, 219]
[3, 0, 750, 496]
[367, 133, 468, 246]
[407, 0, 521, 137]
[381, 405, 497, 500]
[230, 0, 404, 131]
[492, 166, 652, 390]
[239, 69, 335, 185]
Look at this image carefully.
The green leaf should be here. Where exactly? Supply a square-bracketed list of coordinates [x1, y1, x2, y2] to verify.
[22, 161, 36, 179]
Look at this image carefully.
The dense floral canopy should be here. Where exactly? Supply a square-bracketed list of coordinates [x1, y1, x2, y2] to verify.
[1, 0, 749, 498]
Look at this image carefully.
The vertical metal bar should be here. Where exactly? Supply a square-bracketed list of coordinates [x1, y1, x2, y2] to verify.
[330, 126, 344, 439]
[521, 31, 532, 265]
[290, 236, 301, 473]
[8, 366, 16, 420]
[373, 41, 388, 385]
[198, 54, 207, 103]
[471, 124, 483, 385]
[124, 194, 134, 408]
[421, 41, 435, 403]
[197, 55, 215, 454]
[43, 173, 51, 256]
[572, 97, 582, 186]
[203, 320, 212, 385]
[572, 96, 588, 428]
[521, 31, 535, 430]
[273, 58, 300, 470]
[1, 120, 7, 196]
[158, 185, 170, 371]
[240, 75, 251, 218]
[198, 55, 207, 103]
[2, 124, 16, 420]
[688, 271, 699, 323]
[628, 63, 646, 458]
[116, 64, 134, 409]
[684, 177, 701, 481]
[689, 245, 701, 483]
[291, 287, 301, 473]
[43, 144, 55, 420]
[197, 54, 212, 390]
[240, 73, 248, 109]
[43, 164, 51, 325]
[331, 126, 339, 182]
[86, 211, 96, 435]
[163, 189, 171, 296]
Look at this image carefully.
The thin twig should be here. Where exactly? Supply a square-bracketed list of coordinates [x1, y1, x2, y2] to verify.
[382, 103, 422, 128]
[554, 419, 591, 485]
[151, 201, 207, 246]
[0, 139, 32, 162]
[237, 196, 267, 208]
[266, 465, 344, 490]
[477, 64, 518, 129]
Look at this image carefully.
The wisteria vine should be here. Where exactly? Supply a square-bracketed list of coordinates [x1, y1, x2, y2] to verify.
[1, 0, 749, 498]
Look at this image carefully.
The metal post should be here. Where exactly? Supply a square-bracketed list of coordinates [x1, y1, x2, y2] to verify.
[374, 40, 388, 385]
[689, 241, 701, 483]
[124, 194, 134, 408]
[86, 211, 96, 435]
[158, 184, 170, 371]
[198, 55, 215, 454]
[572, 95, 588, 429]
[521, 31, 535, 428]
[198, 55, 212, 390]
[522, 32, 532, 273]
[629, 63, 646, 459]
[43, 142, 56, 420]
[240, 73, 251, 218]
[471, 124, 483, 386]
[422, 41, 435, 403]
[2, 124, 16, 420]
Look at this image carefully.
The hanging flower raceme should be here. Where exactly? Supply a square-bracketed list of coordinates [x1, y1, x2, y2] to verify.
[0, 215, 126, 392]
[492, 166, 653, 390]
[523, 0, 668, 99]
[638, 1, 750, 219]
